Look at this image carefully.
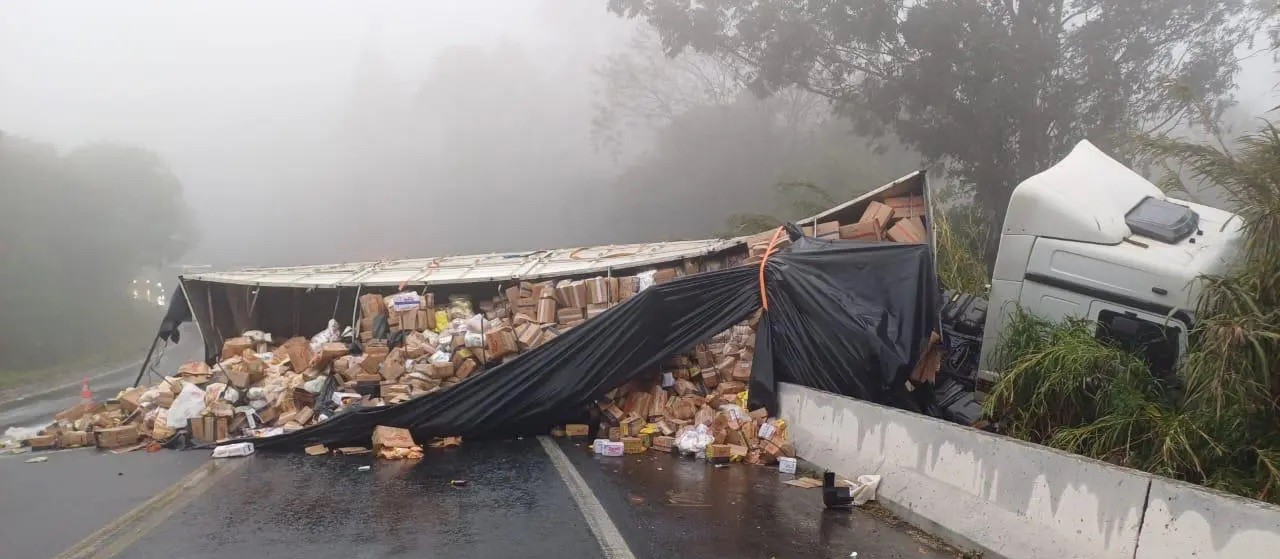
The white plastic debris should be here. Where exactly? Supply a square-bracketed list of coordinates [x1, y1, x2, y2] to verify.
[166, 382, 206, 429]
[211, 442, 255, 458]
[848, 475, 881, 506]
[778, 456, 797, 474]
[636, 270, 657, 291]
[25, 456, 48, 463]
[676, 424, 714, 455]
[302, 376, 329, 394]
[357, 465, 371, 472]
[309, 319, 342, 353]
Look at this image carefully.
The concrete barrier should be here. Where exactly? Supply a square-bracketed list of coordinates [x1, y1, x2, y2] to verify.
[780, 383, 1149, 558]
[778, 383, 1280, 559]
[1135, 477, 1280, 558]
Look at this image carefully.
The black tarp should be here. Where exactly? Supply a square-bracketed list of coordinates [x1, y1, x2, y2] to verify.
[250, 235, 937, 451]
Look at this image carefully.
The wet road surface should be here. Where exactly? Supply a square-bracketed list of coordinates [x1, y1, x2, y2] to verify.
[0, 447, 209, 559]
[0, 325, 201, 434]
[122, 438, 602, 559]
[98, 438, 959, 559]
[557, 439, 958, 559]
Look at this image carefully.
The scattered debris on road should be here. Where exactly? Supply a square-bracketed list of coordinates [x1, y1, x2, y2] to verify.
[24, 456, 48, 463]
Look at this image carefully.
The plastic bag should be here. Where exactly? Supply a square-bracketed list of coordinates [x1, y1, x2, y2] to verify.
[636, 270, 657, 291]
[849, 475, 881, 506]
[434, 311, 449, 333]
[166, 382, 206, 429]
[203, 383, 227, 406]
[464, 314, 486, 334]
[222, 387, 241, 404]
[430, 350, 452, 364]
[717, 404, 750, 422]
[447, 295, 473, 320]
[463, 332, 484, 348]
[248, 399, 269, 411]
[309, 319, 341, 353]
[246, 387, 267, 401]
[302, 376, 329, 395]
[139, 388, 162, 409]
[675, 424, 714, 454]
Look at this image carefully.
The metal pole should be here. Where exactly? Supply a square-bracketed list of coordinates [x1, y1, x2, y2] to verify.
[350, 284, 362, 332]
[130, 334, 162, 388]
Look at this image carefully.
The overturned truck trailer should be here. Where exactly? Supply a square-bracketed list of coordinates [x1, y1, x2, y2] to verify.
[151, 172, 940, 450]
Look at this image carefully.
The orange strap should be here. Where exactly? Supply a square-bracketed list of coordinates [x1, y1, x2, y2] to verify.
[758, 227, 785, 311]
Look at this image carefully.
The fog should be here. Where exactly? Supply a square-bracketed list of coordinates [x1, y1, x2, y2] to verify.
[5, 1, 1276, 271]
[0, 0, 646, 267]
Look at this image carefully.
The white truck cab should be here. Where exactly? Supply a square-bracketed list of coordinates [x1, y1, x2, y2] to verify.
[977, 140, 1244, 376]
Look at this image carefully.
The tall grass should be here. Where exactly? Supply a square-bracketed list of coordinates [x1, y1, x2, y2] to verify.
[986, 122, 1280, 504]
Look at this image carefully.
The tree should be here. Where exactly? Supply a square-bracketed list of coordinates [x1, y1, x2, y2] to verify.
[593, 29, 920, 241]
[608, 0, 1268, 262]
[0, 132, 192, 370]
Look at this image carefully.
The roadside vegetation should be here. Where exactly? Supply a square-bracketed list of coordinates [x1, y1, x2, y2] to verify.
[984, 122, 1280, 504]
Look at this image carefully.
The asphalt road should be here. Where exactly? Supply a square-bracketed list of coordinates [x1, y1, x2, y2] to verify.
[0, 326, 201, 435]
[2, 438, 960, 559]
[0, 324, 959, 559]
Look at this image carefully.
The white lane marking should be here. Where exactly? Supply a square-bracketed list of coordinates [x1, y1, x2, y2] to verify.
[538, 436, 637, 559]
[52, 456, 249, 559]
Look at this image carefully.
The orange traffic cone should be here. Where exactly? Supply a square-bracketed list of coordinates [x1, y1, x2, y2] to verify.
[80, 377, 92, 406]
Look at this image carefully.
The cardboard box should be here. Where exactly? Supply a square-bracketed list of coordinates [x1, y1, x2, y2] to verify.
[556, 307, 584, 322]
[608, 427, 622, 442]
[707, 443, 731, 463]
[455, 359, 477, 379]
[305, 444, 329, 456]
[95, 425, 140, 449]
[600, 441, 625, 457]
[803, 221, 840, 239]
[887, 217, 926, 243]
[728, 444, 750, 460]
[484, 326, 519, 359]
[221, 337, 254, 360]
[28, 434, 57, 450]
[778, 456, 798, 474]
[535, 298, 557, 324]
[359, 293, 387, 316]
[701, 368, 720, 388]
[429, 361, 454, 379]
[622, 436, 645, 454]
[651, 435, 676, 453]
[718, 381, 747, 395]
[600, 403, 625, 424]
[839, 221, 883, 241]
[859, 200, 896, 227]
[381, 352, 406, 381]
[586, 277, 610, 304]
[617, 277, 638, 300]
[565, 424, 590, 437]
[884, 195, 926, 218]
[620, 414, 644, 436]
[516, 322, 543, 348]
[372, 425, 415, 452]
[652, 268, 679, 284]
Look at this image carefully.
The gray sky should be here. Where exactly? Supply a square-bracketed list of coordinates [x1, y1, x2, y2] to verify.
[0, 0, 635, 266]
[1, 1, 1276, 267]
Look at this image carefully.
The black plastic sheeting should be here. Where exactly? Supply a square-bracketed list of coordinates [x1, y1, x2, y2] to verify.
[252, 235, 938, 450]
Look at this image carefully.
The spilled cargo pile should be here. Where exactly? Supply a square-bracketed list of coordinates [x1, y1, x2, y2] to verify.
[580, 309, 795, 465]
[13, 262, 793, 465]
